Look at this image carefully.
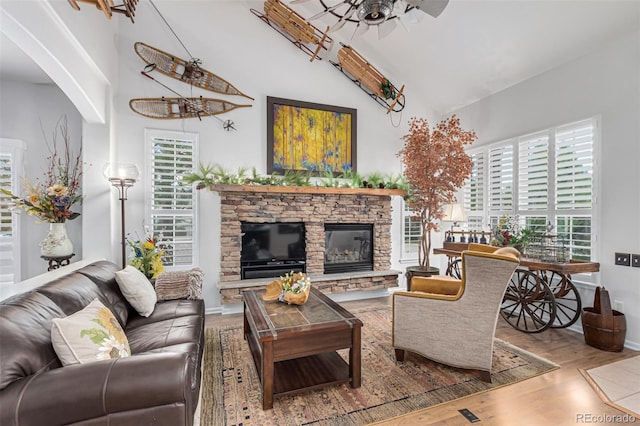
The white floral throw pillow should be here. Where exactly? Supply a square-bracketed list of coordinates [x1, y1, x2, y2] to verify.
[51, 298, 131, 366]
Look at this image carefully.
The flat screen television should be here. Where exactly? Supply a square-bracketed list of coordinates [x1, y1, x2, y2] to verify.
[241, 222, 306, 264]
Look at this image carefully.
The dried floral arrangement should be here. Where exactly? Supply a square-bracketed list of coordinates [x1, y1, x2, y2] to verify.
[398, 115, 476, 269]
[1, 116, 83, 223]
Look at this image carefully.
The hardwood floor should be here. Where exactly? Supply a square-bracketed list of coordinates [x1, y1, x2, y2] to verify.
[206, 295, 638, 425]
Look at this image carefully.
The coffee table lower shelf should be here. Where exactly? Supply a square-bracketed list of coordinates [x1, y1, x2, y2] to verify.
[271, 352, 350, 396]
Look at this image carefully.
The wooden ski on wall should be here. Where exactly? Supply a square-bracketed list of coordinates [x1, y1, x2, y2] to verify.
[134, 42, 254, 100]
[129, 97, 251, 120]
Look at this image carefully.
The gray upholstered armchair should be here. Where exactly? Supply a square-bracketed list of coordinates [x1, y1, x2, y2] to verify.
[392, 249, 519, 382]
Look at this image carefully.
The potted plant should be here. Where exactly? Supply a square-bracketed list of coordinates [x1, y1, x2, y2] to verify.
[398, 115, 476, 281]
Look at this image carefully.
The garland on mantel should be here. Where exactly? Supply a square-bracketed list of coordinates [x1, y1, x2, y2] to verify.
[181, 163, 409, 192]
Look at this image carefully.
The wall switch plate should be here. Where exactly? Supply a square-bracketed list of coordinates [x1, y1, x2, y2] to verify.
[615, 252, 630, 266]
[632, 254, 640, 268]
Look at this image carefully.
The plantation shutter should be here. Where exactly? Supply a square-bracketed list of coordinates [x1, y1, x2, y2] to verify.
[518, 131, 549, 211]
[464, 151, 485, 212]
[402, 203, 421, 256]
[488, 144, 514, 213]
[555, 119, 595, 261]
[0, 140, 23, 285]
[147, 130, 197, 267]
[555, 119, 594, 211]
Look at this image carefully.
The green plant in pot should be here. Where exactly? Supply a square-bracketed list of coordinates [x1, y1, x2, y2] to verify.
[398, 115, 476, 285]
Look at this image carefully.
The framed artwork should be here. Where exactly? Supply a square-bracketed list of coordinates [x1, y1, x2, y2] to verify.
[267, 96, 357, 175]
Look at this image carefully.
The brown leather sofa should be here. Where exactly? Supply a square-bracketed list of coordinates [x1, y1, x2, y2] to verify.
[0, 261, 204, 426]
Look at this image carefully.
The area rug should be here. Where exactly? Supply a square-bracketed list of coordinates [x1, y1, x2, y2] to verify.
[198, 308, 558, 426]
[580, 355, 640, 418]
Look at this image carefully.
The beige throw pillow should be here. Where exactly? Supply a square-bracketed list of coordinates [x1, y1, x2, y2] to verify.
[115, 265, 157, 317]
[155, 268, 204, 301]
[51, 299, 131, 366]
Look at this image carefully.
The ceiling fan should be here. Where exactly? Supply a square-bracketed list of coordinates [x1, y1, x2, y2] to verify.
[290, 0, 449, 39]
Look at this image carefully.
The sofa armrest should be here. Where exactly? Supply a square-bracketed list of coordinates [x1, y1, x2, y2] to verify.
[1, 352, 192, 426]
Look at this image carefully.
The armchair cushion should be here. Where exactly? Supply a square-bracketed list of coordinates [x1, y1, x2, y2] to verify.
[494, 246, 521, 259]
[411, 275, 463, 299]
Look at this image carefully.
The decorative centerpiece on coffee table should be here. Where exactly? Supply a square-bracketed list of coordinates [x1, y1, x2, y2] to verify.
[263, 270, 311, 305]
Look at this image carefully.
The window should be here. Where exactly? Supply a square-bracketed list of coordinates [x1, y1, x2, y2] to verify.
[463, 151, 485, 230]
[145, 129, 198, 268]
[464, 117, 597, 262]
[401, 202, 421, 259]
[0, 139, 24, 285]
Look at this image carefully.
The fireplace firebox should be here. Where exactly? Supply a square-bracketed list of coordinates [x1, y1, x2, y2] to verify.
[324, 224, 373, 274]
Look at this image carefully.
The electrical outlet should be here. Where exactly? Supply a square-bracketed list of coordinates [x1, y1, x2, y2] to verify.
[632, 254, 640, 268]
[615, 252, 630, 266]
[613, 301, 624, 313]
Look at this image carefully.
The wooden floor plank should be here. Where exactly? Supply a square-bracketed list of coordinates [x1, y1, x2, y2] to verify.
[206, 295, 638, 425]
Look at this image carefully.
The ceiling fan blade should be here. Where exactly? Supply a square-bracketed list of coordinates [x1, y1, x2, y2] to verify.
[331, 18, 348, 32]
[330, 5, 356, 32]
[351, 22, 370, 39]
[398, 7, 423, 31]
[405, 0, 449, 18]
[308, 1, 349, 21]
[377, 18, 397, 39]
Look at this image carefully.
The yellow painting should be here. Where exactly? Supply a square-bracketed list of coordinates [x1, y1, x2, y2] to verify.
[268, 97, 356, 175]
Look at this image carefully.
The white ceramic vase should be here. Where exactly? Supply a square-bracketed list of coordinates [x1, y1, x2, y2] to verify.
[40, 223, 74, 257]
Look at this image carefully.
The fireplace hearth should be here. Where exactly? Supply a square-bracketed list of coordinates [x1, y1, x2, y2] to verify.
[324, 223, 373, 274]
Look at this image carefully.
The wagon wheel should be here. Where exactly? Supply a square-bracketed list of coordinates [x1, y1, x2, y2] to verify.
[501, 269, 557, 333]
[539, 271, 582, 328]
[446, 258, 462, 279]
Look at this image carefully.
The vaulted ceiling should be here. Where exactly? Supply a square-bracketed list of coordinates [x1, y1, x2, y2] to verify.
[1, 0, 638, 116]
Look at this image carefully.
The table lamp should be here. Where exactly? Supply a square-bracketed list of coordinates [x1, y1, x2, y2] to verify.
[442, 203, 467, 242]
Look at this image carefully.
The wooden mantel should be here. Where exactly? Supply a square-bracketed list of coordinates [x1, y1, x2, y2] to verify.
[208, 184, 407, 196]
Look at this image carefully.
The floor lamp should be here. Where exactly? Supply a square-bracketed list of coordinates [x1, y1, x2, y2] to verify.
[104, 163, 140, 268]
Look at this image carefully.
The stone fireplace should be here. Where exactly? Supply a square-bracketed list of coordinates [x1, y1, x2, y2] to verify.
[215, 185, 401, 304]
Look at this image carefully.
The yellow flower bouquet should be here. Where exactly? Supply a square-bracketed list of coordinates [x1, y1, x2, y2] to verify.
[126, 230, 165, 279]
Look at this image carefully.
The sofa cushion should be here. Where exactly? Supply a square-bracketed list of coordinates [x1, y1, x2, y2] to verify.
[115, 266, 157, 317]
[126, 299, 204, 329]
[76, 260, 132, 326]
[126, 315, 203, 354]
[51, 299, 131, 366]
[36, 272, 118, 319]
[0, 292, 65, 390]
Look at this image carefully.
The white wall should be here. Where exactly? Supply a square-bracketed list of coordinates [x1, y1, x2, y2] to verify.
[112, 1, 427, 309]
[0, 80, 83, 279]
[452, 29, 640, 349]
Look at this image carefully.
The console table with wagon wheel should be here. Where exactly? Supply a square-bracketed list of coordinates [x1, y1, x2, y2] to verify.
[434, 247, 599, 333]
[243, 287, 362, 409]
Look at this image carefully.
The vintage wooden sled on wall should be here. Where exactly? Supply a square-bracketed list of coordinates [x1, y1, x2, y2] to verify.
[129, 97, 251, 120]
[331, 44, 405, 114]
[68, 0, 137, 23]
[250, 0, 333, 62]
[134, 42, 254, 100]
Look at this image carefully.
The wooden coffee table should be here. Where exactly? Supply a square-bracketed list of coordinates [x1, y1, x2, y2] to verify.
[243, 287, 362, 409]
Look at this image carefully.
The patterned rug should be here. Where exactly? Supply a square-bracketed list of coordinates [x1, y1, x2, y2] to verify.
[198, 308, 558, 426]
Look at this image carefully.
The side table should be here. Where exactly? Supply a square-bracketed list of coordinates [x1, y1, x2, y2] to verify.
[41, 254, 75, 271]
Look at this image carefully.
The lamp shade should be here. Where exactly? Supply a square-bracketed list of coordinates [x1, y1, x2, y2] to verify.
[104, 163, 140, 184]
[442, 203, 467, 223]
